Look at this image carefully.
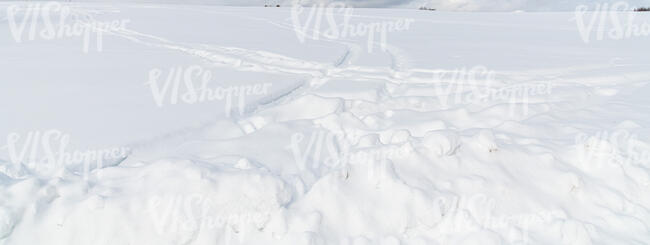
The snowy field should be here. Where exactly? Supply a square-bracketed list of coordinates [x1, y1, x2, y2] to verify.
[1, 1, 650, 244]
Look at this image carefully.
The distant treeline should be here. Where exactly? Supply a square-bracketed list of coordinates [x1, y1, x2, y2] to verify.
[635, 7, 650, 11]
[419, 7, 436, 11]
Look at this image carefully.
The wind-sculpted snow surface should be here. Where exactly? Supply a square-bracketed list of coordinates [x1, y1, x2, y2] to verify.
[1, 2, 650, 245]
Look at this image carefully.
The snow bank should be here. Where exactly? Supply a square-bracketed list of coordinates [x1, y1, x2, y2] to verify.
[1, 2, 650, 245]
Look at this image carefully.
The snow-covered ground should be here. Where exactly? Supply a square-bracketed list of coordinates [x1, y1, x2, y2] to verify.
[1, 2, 650, 244]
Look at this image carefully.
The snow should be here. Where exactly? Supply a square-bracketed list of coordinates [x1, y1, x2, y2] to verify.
[1, 2, 650, 245]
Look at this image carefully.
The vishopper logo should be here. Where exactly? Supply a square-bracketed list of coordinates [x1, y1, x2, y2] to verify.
[1, 129, 130, 179]
[432, 66, 497, 109]
[6, 2, 130, 53]
[573, 1, 650, 43]
[145, 65, 273, 118]
[431, 66, 553, 117]
[290, 1, 415, 53]
[575, 129, 650, 169]
[431, 194, 563, 245]
[287, 130, 413, 180]
[147, 194, 271, 245]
